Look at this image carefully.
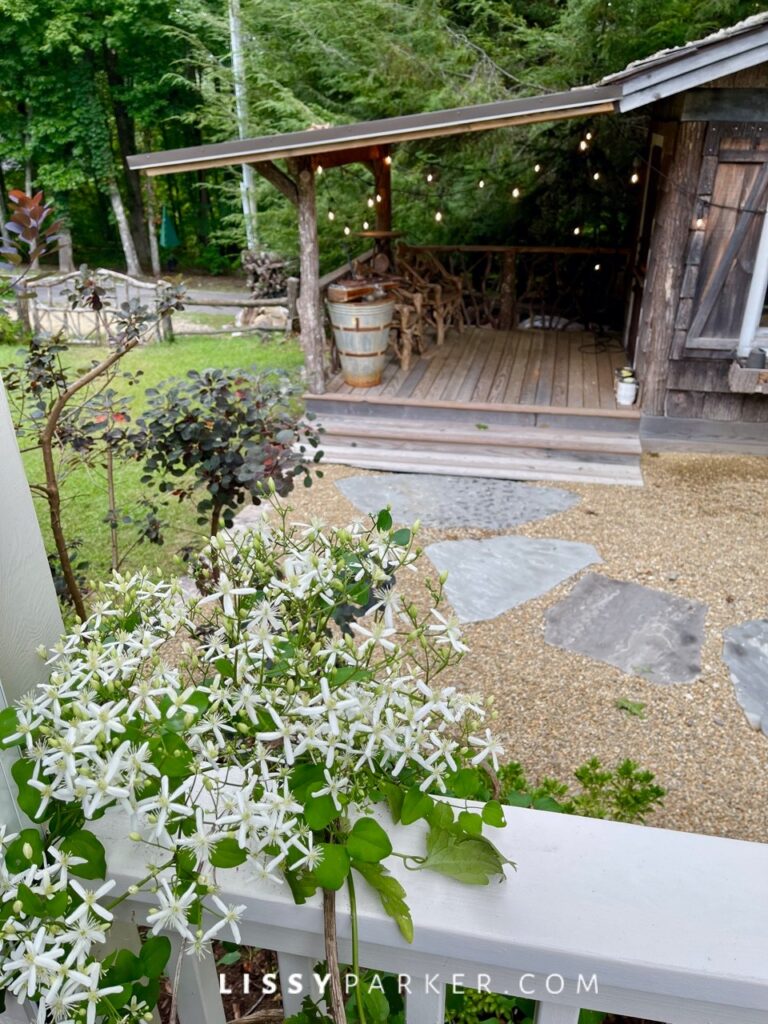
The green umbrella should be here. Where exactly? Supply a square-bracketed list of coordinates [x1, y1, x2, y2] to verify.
[159, 205, 180, 249]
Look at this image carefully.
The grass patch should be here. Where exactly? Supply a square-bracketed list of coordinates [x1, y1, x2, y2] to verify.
[1, 333, 305, 584]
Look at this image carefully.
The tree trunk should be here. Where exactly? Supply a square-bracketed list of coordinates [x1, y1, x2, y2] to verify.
[144, 174, 162, 278]
[105, 48, 150, 270]
[292, 158, 325, 393]
[58, 222, 75, 273]
[107, 179, 141, 278]
[0, 165, 11, 247]
[229, 0, 258, 249]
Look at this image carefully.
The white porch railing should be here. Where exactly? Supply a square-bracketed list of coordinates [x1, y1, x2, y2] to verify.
[1, 374, 767, 1024]
[89, 799, 768, 1024]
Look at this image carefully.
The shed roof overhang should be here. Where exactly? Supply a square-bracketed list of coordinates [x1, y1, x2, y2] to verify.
[126, 86, 621, 176]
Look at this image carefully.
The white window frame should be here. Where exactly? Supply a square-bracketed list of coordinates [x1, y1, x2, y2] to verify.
[738, 196, 768, 356]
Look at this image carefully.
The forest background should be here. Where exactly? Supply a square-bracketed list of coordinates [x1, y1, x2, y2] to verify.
[0, 0, 762, 279]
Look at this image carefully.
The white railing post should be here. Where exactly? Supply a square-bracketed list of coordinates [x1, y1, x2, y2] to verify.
[534, 1002, 580, 1024]
[0, 375, 63, 702]
[166, 937, 227, 1024]
[405, 982, 446, 1024]
[276, 952, 320, 1018]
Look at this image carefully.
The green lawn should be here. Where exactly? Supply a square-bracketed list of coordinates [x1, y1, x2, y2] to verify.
[1, 332, 305, 587]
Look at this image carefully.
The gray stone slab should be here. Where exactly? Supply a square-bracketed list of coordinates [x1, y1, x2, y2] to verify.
[722, 620, 768, 735]
[424, 536, 601, 623]
[544, 573, 707, 684]
[336, 473, 578, 530]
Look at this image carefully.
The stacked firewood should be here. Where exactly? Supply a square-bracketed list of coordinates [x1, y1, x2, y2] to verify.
[241, 250, 288, 298]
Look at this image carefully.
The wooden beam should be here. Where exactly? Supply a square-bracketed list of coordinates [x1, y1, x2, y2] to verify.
[682, 88, 768, 123]
[311, 145, 387, 171]
[290, 157, 326, 394]
[254, 160, 298, 205]
[633, 120, 707, 415]
[373, 148, 392, 234]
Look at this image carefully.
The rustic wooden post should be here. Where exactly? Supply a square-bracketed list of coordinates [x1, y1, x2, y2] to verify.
[373, 148, 392, 234]
[634, 121, 706, 415]
[498, 250, 517, 330]
[292, 157, 326, 394]
[0, 376, 63, 703]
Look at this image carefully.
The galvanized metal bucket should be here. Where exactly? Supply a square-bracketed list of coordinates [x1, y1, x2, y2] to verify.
[327, 298, 394, 387]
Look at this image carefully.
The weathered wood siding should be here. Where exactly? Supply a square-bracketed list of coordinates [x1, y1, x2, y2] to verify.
[637, 65, 768, 424]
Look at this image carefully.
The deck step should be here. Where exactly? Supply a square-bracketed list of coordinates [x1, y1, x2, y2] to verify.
[316, 415, 642, 456]
[318, 441, 644, 487]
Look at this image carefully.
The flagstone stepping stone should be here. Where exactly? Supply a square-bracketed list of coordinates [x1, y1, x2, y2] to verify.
[722, 620, 768, 735]
[336, 473, 578, 531]
[424, 536, 601, 623]
[544, 573, 707, 684]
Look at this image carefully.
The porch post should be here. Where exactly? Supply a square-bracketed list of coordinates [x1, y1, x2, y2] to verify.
[373, 147, 392, 234]
[0, 375, 63, 703]
[292, 156, 326, 394]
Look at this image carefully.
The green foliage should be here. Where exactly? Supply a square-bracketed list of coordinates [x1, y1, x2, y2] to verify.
[135, 366, 323, 536]
[497, 756, 665, 824]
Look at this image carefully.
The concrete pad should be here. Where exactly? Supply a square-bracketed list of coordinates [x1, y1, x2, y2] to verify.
[545, 573, 707, 684]
[424, 536, 601, 623]
[722, 620, 768, 735]
[336, 473, 578, 530]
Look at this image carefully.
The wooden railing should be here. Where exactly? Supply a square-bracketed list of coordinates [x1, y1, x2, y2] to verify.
[407, 245, 632, 334]
[92, 800, 768, 1024]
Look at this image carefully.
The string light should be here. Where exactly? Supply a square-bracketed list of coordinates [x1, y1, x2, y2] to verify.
[630, 172, 640, 184]
[384, 155, 392, 165]
[316, 165, 323, 175]
[367, 197, 375, 208]
[585, 131, 593, 141]
[512, 187, 520, 198]
[343, 226, 351, 235]
[363, 220, 370, 230]
[579, 140, 588, 152]
[478, 179, 485, 188]
[573, 226, 581, 236]
[426, 172, 434, 183]
[435, 210, 443, 222]
[594, 263, 601, 270]
[534, 163, 541, 173]
[695, 217, 705, 228]
[327, 210, 335, 221]
[375, 193, 382, 203]
[592, 172, 600, 181]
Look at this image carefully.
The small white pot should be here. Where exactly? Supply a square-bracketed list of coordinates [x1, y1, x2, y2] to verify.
[616, 379, 639, 406]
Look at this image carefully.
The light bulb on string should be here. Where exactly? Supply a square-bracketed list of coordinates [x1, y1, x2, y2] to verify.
[375, 193, 382, 203]
[363, 220, 370, 230]
[594, 263, 601, 271]
[512, 187, 520, 199]
[367, 197, 375, 208]
[426, 172, 434, 183]
[585, 131, 593, 141]
[592, 172, 600, 181]
[573, 226, 581, 236]
[327, 210, 335, 221]
[435, 210, 443, 222]
[534, 163, 541, 173]
[343, 226, 351, 236]
[630, 172, 640, 184]
[695, 217, 705, 228]
[478, 179, 485, 188]
[316, 164, 323, 175]
[579, 140, 588, 152]
[384, 155, 392, 165]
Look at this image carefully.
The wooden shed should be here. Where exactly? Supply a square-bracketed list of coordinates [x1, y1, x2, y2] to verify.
[129, 13, 768, 481]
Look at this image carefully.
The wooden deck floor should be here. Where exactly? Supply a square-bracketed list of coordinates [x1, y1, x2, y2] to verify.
[327, 328, 628, 411]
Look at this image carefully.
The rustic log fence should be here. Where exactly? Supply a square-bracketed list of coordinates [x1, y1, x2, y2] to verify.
[408, 245, 632, 334]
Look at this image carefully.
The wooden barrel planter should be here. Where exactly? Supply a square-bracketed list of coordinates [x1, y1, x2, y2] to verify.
[327, 298, 394, 387]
